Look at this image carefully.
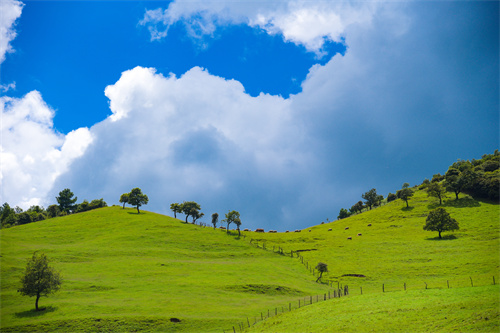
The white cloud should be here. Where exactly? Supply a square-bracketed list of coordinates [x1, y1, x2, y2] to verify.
[140, 0, 377, 54]
[0, 91, 93, 208]
[0, 0, 23, 67]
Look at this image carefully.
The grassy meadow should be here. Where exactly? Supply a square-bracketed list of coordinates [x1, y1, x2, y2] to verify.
[1, 207, 330, 332]
[1, 188, 499, 332]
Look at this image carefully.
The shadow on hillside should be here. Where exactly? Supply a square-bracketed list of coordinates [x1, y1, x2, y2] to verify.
[15, 306, 57, 318]
[427, 197, 481, 210]
[127, 211, 145, 215]
[425, 234, 458, 241]
[401, 206, 414, 212]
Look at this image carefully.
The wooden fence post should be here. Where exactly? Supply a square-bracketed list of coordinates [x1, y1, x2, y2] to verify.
[470, 277, 473, 287]
[247, 317, 250, 327]
[383, 284, 385, 293]
[424, 282, 427, 289]
[404, 283, 406, 291]
[494, 276, 496, 285]
[232, 326, 235, 333]
[447, 280, 449, 288]
[360, 286, 362, 295]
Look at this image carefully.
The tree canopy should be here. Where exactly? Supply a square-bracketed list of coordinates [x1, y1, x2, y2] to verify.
[128, 188, 149, 214]
[180, 201, 201, 223]
[362, 188, 379, 210]
[222, 210, 240, 234]
[56, 188, 77, 213]
[18, 252, 62, 311]
[119, 193, 129, 209]
[423, 207, 459, 239]
[397, 183, 414, 208]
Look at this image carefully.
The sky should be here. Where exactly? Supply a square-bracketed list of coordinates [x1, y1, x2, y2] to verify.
[1, 0, 498, 231]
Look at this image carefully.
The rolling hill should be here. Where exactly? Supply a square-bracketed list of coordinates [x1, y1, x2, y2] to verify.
[1, 187, 499, 332]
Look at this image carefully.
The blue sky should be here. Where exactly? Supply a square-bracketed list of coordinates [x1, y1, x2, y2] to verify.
[1, 0, 498, 230]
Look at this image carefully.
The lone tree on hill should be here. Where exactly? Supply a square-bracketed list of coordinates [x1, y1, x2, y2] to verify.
[426, 182, 447, 205]
[128, 188, 149, 213]
[315, 262, 328, 282]
[18, 252, 62, 311]
[56, 188, 77, 213]
[119, 193, 129, 209]
[397, 183, 414, 208]
[211, 213, 219, 229]
[423, 208, 459, 239]
[222, 210, 240, 234]
[233, 217, 242, 236]
[170, 203, 181, 219]
[362, 188, 378, 210]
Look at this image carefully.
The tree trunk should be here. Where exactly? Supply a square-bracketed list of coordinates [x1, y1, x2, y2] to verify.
[439, 196, 442, 205]
[405, 200, 409, 208]
[238, 228, 241, 237]
[174, 212, 177, 218]
[227, 222, 230, 233]
[136, 206, 140, 214]
[455, 191, 459, 200]
[35, 294, 40, 311]
[316, 272, 323, 283]
[438, 231, 442, 239]
[122, 203, 125, 209]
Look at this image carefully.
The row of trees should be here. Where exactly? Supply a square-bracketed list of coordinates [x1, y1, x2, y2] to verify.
[1, 189, 107, 228]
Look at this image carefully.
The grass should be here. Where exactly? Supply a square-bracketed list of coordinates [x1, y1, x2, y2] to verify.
[1, 207, 330, 332]
[246, 190, 499, 294]
[248, 285, 500, 332]
[1, 188, 498, 332]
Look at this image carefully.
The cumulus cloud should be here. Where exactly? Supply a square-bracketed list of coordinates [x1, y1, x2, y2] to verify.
[52, 66, 317, 228]
[140, 0, 377, 54]
[0, 91, 93, 208]
[0, 0, 23, 67]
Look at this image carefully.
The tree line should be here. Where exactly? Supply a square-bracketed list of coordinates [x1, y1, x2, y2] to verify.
[1, 189, 107, 229]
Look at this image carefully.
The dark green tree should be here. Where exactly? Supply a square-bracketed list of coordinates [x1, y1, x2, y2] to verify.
[119, 193, 129, 209]
[56, 188, 77, 213]
[350, 201, 364, 214]
[1, 203, 16, 227]
[211, 213, 219, 229]
[362, 188, 378, 210]
[397, 183, 414, 208]
[170, 203, 181, 219]
[128, 188, 149, 213]
[387, 193, 397, 202]
[315, 262, 328, 282]
[180, 201, 200, 223]
[46, 205, 60, 218]
[233, 217, 242, 236]
[18, 252, 62, 311]
[191, 209, 204, 224]
[337, 208, 351, 220]
[423, 208, 459, 239]
[222, 210, 240, 234]
[426, 182, 447, 205]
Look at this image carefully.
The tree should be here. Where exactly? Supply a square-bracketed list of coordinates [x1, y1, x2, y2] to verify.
[337, 208, 351, 220]
[387, 193, 397, 202]
[191, 209, 204, 224]
[397, 183, 414, 208]
[233, 217, 242, 236]
[18, 252, 62, 311]
[362, 188, 378, 210]
[222, 210, 240, 234]
[423, 208, 459, 239]
[315, 262, 328, 283]
[180, 201, 200, 223]
[119, 193, 129, 209]
[426, 182, 447, 205]
[350, 201, 364, 214]
[170, 203, 181, 219]
[1, 202, 16, 227]
[128, 188, 149, 213]
[445, 168, 476, 200]
[211, 213, 219, 229]
[56, 188, 77, 213]
[46, 205, 60, 218]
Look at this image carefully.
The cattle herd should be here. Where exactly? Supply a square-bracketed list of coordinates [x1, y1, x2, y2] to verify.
[231, 223, 371, 239]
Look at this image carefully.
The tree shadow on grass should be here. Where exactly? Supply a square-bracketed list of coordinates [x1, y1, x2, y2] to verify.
[401, 206, 414, 212]
[126, 211, 145, 215]
[425, 234, 458, 241]
[428, 197, 481, 210]
[15, 306, 57, 318]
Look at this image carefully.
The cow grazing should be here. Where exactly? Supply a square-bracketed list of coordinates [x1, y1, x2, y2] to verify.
[345, 227, 349, 230]
[285, 230, 289, 233]
[255, 228, 265, 233]
[357, 233, 362, 236]
[328, 228, 332, 231]
[243, 228, 250, 231]
[294, 230, 301, 232]
[219, 226, 226, 230]
[347, 237, 352, 240]
[309, 229, 312, 232]
[368, 224, 372, 227]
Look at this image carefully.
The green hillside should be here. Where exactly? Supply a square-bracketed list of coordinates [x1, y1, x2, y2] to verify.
[0, 207, 330, 332]
[1, 188, 499, 332]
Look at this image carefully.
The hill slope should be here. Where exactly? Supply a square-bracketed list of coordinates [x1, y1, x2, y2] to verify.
[248, 190, 499, 293]
[1, 207, 330, 332]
